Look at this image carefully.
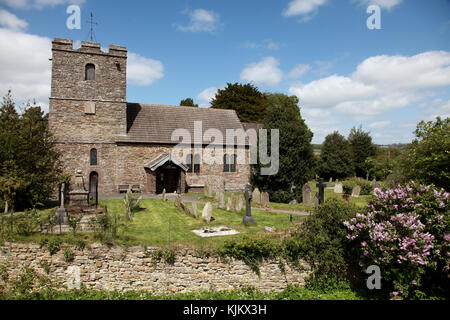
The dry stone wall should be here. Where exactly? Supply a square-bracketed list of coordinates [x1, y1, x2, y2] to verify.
[0, 242, 310, 294]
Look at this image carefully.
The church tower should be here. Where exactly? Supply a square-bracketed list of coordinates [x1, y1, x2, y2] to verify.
[48, 38, 128, 195]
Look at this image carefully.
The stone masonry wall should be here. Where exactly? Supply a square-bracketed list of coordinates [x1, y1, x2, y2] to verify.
[0, 243, 310, 294]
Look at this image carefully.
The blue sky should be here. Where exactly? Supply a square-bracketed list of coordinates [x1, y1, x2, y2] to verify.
[0, 0, 449, 144]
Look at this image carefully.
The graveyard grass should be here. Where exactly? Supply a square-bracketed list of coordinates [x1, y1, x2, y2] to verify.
[100, 198, 303, 248]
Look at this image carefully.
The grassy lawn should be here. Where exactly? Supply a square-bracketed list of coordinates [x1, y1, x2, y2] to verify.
[100, 198, 304, 248]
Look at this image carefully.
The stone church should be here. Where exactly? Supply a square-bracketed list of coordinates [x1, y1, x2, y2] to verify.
[48, 38, 252, 197]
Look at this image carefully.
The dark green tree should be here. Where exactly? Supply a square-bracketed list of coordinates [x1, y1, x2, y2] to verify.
[251, 94, 315, 203]
[401, 117, 450, 190]
[179, 98, 198, 107]
[348, 126, 376, 178]
[0, 91, 62, 211]
[319, 131, 354, 180]
[210, 82, 268, 123]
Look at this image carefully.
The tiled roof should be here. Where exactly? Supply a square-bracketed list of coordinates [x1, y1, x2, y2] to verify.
[116, 103, 248, 145]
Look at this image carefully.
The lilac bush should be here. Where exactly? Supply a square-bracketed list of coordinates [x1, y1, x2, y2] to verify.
[344, 181, 449, 299]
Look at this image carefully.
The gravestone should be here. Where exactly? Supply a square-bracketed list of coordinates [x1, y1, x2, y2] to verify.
[261, 192, 270, 208]
[351, 186, 361, 198]
[226, 196, 232, 211]
[302, 184, 312, 206]
[192, 202, 198, 219]
[243, 184, 255, 226]
[204, 184, 213, 198]
[334, 182, 343, 194]
[329, 177, 333, 183]
[231, 194, 239, 211]
[162, 188, 167, 201]
[289, 199, 297, 205]
[218, 191, 226, 209]
[252, 188, 261, 205]
[236, 195, 244, 212]
[202, 202, 213, 223]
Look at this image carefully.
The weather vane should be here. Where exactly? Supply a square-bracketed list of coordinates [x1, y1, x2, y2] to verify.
[86, 12, 98, 42]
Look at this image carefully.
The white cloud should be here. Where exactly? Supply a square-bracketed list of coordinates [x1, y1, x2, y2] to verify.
[289, 51, 450, 122]
[175, 9, 220, 33]
[0, 0, 85, 9]
[356, 0, 402, 10]
[0, 9, 28, 30]
[240, 56, 283, 87]
[368, 120, 391, 129]
[197, 87, 218, 107]
[287, 64, 311, 79]
[282, 0, 327, 20]
[0, 26, 51, 112]
[127, 52, 164, 86]
[243, 39, 280, 51]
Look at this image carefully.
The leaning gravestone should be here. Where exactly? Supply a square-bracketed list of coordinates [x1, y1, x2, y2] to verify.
[302, 184, 312, 206]
[351, 186, 361, 198]
[252, 188, 261, 205]
[202, 202, 213, 223]
[314, 193, 319, 210]
[334, 182, 343, 194]
[329, 177, 333, 183]
[192, 202, 198, 219]
[261, 192, 270, 208]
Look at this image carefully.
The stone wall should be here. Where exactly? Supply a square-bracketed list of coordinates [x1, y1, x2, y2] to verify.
[0, 242, 310, 294]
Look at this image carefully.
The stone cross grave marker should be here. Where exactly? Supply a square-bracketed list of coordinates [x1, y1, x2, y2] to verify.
[243, 184, 255, 226]
[315, 178, 327, 205]
[302, 183, 312, 206]
[56, 182, 67, 224]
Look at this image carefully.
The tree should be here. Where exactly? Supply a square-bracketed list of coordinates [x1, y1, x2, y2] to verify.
[348, 126, 376, 178]
[401, 117, 450, 190]
[251, 94, 315, 203]
[179, 98, 198, 107]
[0, 91, 62, 211]
[319, 131, 354, 180]
[210, 82, 268, 123]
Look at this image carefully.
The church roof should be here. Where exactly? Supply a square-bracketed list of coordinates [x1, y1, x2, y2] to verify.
[116, 103, 249, 145]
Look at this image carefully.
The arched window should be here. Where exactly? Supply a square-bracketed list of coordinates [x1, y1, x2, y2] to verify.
[194, 154, 201, 173]
[230, 154, 237, 173]
[90, 148, 97, 166]
[223, 154, 230, 172]
[85, 63, 95, 80]
[186, 154, 193, 173]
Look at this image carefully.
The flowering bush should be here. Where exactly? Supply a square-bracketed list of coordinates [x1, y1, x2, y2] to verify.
[344, 181, 449, 299]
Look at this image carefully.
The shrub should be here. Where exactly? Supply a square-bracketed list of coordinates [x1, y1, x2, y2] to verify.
[344, 182, 449, 299]
[151, 248, 176, 265]
[46, 238, 62, 255]
[217, 237, 280, 275]
[63, 247, 74, 263]
[284, 198, 359, 290]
